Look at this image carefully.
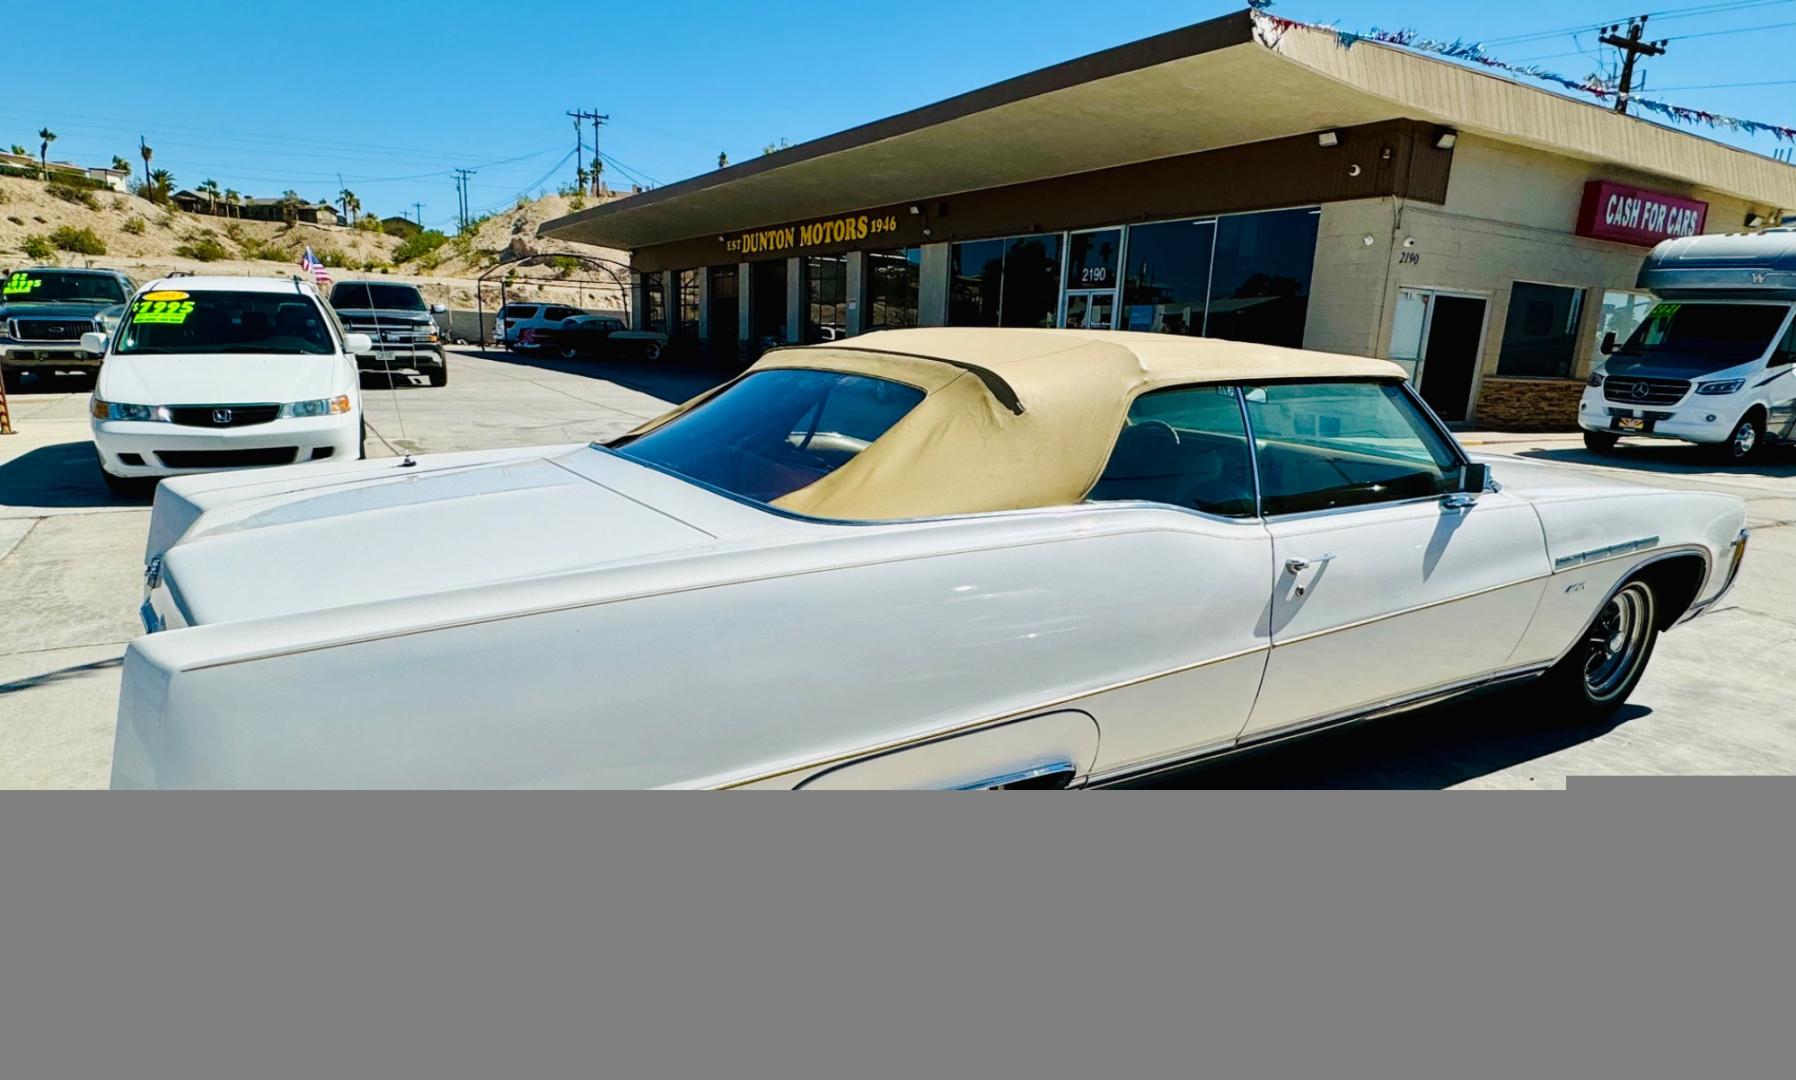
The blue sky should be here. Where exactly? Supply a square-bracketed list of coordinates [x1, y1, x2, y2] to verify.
[9, 1, 1794, 229]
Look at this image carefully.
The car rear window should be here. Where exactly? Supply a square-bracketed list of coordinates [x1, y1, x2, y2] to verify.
[331, 283, 426, 311]
[502, 305, 539, 319]
[613, 369, 925, 504]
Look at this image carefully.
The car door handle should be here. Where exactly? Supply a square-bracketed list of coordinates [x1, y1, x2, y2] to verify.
[1284, 554, 1336, 575]
[1285, 554, 1336, 597]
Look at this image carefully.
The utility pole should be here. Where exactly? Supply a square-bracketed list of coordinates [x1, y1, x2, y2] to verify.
[412, 201, 425, 227]
[452, 168, 476, 232]
[1600, 16, 1668, 115]
[567, 109, 608, 195]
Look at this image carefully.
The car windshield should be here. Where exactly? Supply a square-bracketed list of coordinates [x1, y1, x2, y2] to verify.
[613, 369, 926, 503]
[330, 283, 426, 312]
[1610, 302, 1791, 371]
[3, 270, 126, 305]
[115, 290, 336, 355]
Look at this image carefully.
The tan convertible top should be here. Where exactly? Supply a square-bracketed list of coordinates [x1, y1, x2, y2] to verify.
[617, 328, 1406, 521]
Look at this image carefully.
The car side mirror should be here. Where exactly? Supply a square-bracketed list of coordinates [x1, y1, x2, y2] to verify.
[1601, 331, 1618, 355]
[80, 331, 109, 355]
[1460, 462, 1491, 494]
[344, 333, 374, 355]
[431, 303, 447, 314]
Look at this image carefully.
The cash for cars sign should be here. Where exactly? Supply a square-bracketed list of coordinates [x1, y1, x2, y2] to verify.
[1576, 181, 1709, 248]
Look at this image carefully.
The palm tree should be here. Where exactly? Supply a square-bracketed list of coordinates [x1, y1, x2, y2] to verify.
[8, 145, 25, 156]
[224, 189, 240, 219]
[199, 178, 221, 215]
[111, 155, 132, 178]
[148, 169, 175, 204]
[139, 141, 153, 193]
[279, 190, 301, 226]
[37, 127, 55, 180]
[338, 187, 357, 225]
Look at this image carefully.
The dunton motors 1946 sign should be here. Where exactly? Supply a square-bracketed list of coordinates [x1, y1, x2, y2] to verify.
[1575, 180, 1709, 247]
[727, 211, 905, 256]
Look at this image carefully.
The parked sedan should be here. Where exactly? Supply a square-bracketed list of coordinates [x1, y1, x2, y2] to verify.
[525, 314, 669, 361]
[113, 329, 1747, 788]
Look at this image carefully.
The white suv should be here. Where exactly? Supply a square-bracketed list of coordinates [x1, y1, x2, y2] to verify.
[86, 276, 370, 493]
[499, 302, 587, 349]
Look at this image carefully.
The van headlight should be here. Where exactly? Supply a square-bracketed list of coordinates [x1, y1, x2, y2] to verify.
[1696, 379, 1746, 396]
[1587, 370, 1606, 388]
[91, 398, 169, 422]
[280, 395, 353, 418]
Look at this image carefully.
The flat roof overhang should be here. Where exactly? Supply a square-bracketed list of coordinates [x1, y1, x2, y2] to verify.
[541, 10, 1796, 251]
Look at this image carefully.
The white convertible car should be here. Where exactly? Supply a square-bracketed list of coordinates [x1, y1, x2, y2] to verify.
[113, 329, 1749, 789]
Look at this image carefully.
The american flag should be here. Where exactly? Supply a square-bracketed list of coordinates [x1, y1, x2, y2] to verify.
[299, 247, 331, 285]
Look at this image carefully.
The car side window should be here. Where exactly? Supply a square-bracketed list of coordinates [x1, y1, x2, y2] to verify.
[1771, 318, 1796, 367]
[1086, 384, 1257, 518]
[1243, 381, 1461, 516]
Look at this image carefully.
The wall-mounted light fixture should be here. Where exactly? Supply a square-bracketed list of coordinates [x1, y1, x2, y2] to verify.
[1317, 131, 1340, 148]
[909, 205, 922, 215]
[1436, 130, 1459, 150]
[1745, 213, 1768, 229]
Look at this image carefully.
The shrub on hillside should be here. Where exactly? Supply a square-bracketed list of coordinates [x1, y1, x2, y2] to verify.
[175, 233, 230, 261]
[49, 226, 106, 255]
[354, 216, 385, 233]
[121, 216, 147, 235]
[23, 234, 55, 260]
[392, 228, 448, 264]
[47, 183, 102, 210]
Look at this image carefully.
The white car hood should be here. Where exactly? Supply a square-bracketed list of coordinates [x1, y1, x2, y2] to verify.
[100, 352, 340, 406]
[154, 448, 732, 626]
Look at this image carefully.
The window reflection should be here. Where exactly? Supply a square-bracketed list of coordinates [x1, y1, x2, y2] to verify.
[1205, 208, 1320, 348]
[1122, 219, 1217, 336]
[803, 256, 847, 342]
[949, 233, 1063, 328]
[866, 247, 921, 329]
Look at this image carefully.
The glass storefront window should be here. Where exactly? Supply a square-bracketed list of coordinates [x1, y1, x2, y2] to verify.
[1121, 218, 1217, 336]
[949, 233, 1062, 328]
[1595, 290, 1655, 358]
[866, 248, 921, 329]
[1497, 282, 1585, 378]
[676, 270, 700, 347]
[1205, 207, 1320, 348]
[640, 270, 666, 333]
[749, 260, 788, 351]
[803, 256, 848, 342]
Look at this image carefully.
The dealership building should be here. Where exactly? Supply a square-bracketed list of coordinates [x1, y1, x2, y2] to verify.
[540, 9, 1796, 427]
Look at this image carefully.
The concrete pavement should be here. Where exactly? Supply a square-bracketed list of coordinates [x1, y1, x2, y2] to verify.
[2, 351, 1793, 788]
[0, 346, 715, 787]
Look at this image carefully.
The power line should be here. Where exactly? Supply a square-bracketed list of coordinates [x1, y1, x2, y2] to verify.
[1649, 77, 1796, 88]
[1600, 16, 1668, 113]
[1480, 0, 1793, 46]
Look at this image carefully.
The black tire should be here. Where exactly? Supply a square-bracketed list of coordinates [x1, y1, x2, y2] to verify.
[1, 367, 21, 394]
[559, 346, 579, 360]
[1710, 412, 1764, 464]
[1535, 578, 1659, 722]
[358, 419, 368, 460]
[428, 362, 448, 387]
[642, 341, 663, 362]
[1583, 431, 1619, 454]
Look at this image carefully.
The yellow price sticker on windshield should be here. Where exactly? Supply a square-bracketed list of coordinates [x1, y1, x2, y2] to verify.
[132, 298, 196, 325]
[1649, 303, 1682, 319]
[3, 272, 43, 296]
[141, 290, 190, 302]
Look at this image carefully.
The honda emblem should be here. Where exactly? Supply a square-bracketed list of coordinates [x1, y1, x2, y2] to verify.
[212, 408, 233, 425]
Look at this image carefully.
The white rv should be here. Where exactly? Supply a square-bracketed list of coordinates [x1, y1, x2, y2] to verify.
[1581, 230, 1796, 462]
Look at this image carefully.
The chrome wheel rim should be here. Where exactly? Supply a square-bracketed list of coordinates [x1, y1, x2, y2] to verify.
[1731, 421, 1758, 458]
[1584, 583, 1653, 701]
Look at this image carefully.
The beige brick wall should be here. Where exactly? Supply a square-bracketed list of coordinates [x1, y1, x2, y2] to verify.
[1304, 135, 1765, 429]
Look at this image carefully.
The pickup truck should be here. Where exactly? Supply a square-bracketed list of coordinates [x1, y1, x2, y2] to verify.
[0, 267, 136, 388]
[328, 280, 449, 386]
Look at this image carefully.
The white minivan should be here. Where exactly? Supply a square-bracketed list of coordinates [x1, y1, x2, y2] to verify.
[87, 276, 370, 493]
[1581, 230, 1796, 463]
